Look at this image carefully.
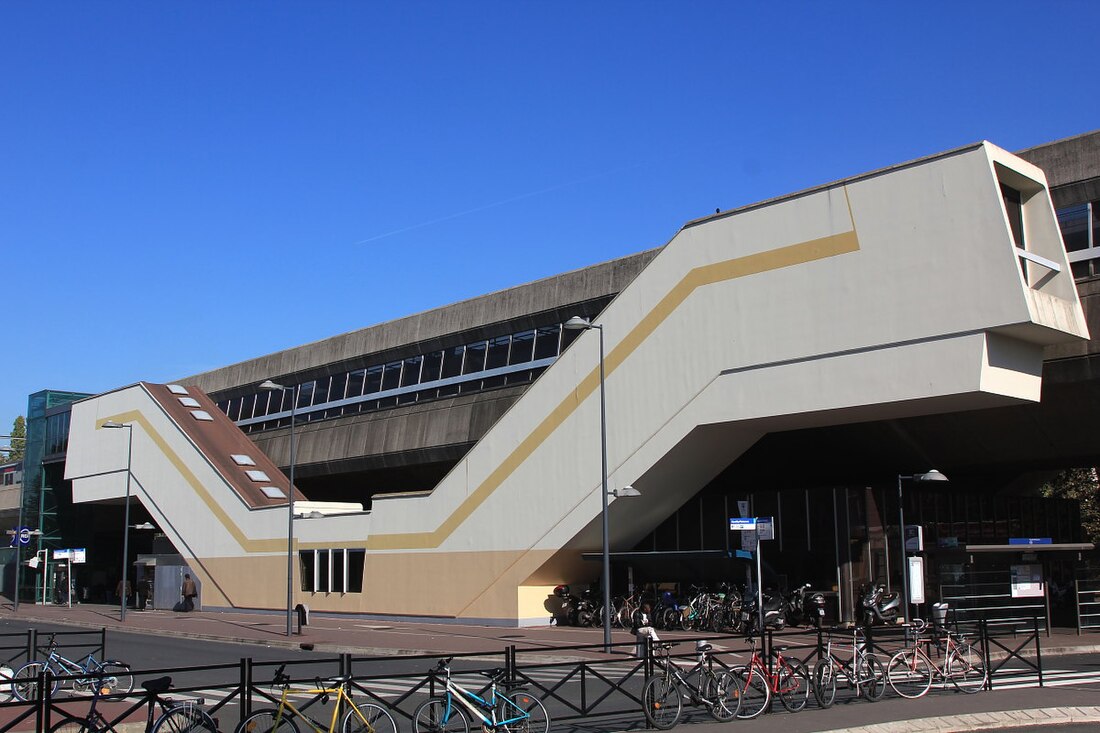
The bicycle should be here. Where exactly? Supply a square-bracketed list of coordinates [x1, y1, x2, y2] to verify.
[885, 620, 987, 697]
[412, 657, 549, 733]
[731, 635, 810, 719]
[236, 665, 398, 733]
[811, 627, 886, 707]
[13, 633, 133, 700]
[640, 641, 740, 729]
[50, 673, 216, 733]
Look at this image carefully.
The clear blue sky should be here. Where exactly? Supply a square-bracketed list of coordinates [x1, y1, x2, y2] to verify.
[2, 2, 1097, 435]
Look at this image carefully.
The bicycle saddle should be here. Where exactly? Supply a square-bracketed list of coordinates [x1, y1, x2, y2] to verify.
[696, 643, 713, 653]
[772, 645, 788, 652]
[479, 668, 507, 681]
[142, 676, 173, 694]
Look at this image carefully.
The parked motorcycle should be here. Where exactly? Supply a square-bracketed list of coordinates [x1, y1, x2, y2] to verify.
[859, 582, 900, 626]
[553, 584, 581, 626]
[742, 589, 786, 633]
[576, 587, 601, 627]
[784, 583, 827, 628]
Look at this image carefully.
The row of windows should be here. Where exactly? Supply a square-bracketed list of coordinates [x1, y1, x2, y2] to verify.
[299, 548, 365, 593]
[217, 323, 578, 433]
[1056, 201, 1100, 279]
[45, 411, 71, 456]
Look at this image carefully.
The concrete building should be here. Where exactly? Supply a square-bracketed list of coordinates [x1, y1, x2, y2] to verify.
[50, 135, 1097, 626]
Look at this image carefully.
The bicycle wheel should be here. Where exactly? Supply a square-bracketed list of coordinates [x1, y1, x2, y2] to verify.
[701, 670, 740, 722]
[13, 662, 59, 702]
[413, 698, 470, 733]
[97, 663, 133, 696]
[733, 665, 771, 721]
[342, 703, 398, 733]
[778, 660, 809, 712]
[857, 655, 886, 701]
[812, 660, 836, 708]
[235, 709, 301, 733]
[498, 691, 549, 733]
[641, 675, 682, 730]
[886, 649, 932, 699]
[153, 706, 218, 733]
[948, 643, 987, 693]
[50, 719, 94, 733]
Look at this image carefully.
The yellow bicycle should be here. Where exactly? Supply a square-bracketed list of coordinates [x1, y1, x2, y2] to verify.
[236, 666, 397, 733]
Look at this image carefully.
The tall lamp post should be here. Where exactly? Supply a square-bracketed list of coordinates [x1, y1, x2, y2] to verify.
[259, 379, 299, 638]
[564, 315, 620, 652]
[102, 421, 134, 621]
[897, 469, 949, 623]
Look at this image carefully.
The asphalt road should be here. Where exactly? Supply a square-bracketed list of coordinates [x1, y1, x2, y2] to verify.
[4, 618, 1100, 733]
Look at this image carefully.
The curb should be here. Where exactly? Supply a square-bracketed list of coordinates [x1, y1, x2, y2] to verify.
[823, 706, 1100, 732]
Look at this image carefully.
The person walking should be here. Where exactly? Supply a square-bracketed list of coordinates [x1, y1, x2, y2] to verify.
[116, 578, 132, 608]
[181, 574, 197, 612]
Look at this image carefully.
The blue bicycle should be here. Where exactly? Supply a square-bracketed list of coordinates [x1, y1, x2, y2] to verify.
[413, 658, 549, 733]
[13, 634, 132, 700]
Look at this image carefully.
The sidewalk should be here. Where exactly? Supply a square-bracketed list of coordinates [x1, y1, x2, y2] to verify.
[3, 601, 1098, 659]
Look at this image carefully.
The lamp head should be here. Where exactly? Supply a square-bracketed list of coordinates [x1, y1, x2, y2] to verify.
[258, 380, 287, 391]
[609, 485, 641, 498]
[916, 469, 949, 483]
[102, 421, 128, 429]
[563, 316, 592, 331]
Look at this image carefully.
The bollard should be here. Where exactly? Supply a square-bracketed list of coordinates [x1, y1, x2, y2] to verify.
[294, 603, 310, 634]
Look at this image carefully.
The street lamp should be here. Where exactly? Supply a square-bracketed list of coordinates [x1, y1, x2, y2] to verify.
[102, 421, 134, 621]
[258, 379, 299, 638]
[897, 469, 949, 623]
[564, 315, 619, 652]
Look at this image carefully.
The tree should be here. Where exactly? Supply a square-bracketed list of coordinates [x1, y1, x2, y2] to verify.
[1040, 467, 1100, 545]
[3, 415, 25, 463]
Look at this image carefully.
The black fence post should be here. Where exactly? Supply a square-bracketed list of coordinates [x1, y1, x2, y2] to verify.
[340, 652, 352, 679]
[36, 668, 50, 733]
[1033, 615, 1044, 688]
[28, 628, 37, 665]
[979, 619, 992, 691]
[644, 636, 653, 680]
[240, 657, 252, 718]
[100, 627, 107, 659]
[816, 626, 824, 662]
[506, 645, 517, 685]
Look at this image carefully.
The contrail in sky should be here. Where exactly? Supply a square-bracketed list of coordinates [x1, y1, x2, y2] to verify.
[353, 163, 642, 245]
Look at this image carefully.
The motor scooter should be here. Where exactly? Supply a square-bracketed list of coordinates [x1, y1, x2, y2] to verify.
[742, 589, 786, 633]
[785, 583, 827, 628]
[860, 582, 900, 626]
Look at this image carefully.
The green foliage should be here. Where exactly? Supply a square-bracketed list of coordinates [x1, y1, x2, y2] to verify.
[3, 416, 26, 463]
[1040, 467, 1100, 545]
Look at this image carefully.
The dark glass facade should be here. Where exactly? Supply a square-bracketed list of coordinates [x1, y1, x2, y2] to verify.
[215, 320, 580, 433]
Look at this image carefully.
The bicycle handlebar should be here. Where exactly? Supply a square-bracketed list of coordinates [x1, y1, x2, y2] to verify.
[272, 664, 290, 686]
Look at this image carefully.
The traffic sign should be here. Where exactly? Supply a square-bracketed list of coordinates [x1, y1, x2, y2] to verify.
[18, 528, 30, 545]
[756, 517, 774, 541]
[729, 517, 757, 531]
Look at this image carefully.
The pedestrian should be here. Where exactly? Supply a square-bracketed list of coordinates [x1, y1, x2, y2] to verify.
[181, 573, 197, 612]
[116, 578, 132, 607]
[631, 602, 660, 658]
